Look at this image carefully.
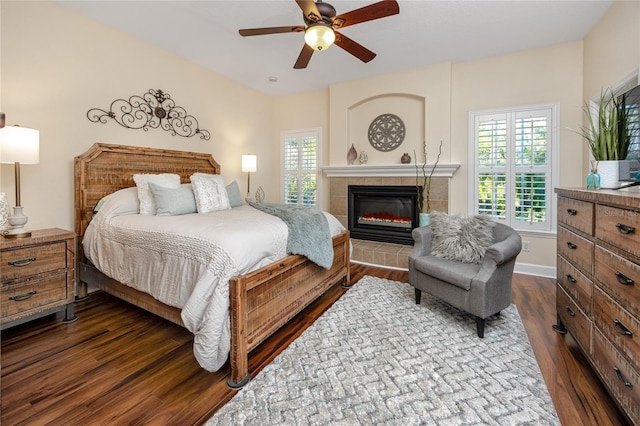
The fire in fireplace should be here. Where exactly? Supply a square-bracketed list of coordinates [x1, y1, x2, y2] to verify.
[348, 185, 421, 245]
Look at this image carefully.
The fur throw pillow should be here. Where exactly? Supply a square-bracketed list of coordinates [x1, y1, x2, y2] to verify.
[429, 211, 495, 263]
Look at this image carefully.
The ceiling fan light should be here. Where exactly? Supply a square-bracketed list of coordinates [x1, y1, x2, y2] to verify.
[304, 23, 335, 51]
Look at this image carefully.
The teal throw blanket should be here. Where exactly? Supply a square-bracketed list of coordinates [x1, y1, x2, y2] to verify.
[249, 202, 334, 269]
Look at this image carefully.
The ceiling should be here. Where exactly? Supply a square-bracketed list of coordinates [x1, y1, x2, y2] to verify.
[55, 0, 613, 97]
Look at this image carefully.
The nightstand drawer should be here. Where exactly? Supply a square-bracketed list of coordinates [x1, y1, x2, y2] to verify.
[1, 242, 67, 281]
[1, 273, 68, 319]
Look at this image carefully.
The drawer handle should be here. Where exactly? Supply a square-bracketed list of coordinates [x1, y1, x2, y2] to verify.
[566, 274, 577, 283]
[616, 223, 636, 235]
[613, 367, 633, 389]
[615, 271, 634, 286]
[565, 305, 575, 317]
[613, 319, 633, 337]
[8, 257, 36, 267]
[9, 291, 37, 301]
[566, 241, 577, 250]
[566, 208, 577, 216]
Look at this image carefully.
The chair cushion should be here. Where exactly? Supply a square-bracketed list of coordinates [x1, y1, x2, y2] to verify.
[430, 211, 495, 264]
[413, 255, 482, 291]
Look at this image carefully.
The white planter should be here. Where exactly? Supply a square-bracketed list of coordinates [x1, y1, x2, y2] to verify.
[597, 160, 620, 189]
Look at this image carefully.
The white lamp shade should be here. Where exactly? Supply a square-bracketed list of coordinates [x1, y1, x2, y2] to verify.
[304, 23, 335, 51]
[242, 154, 257, 173]
[0, 126, 40, 164]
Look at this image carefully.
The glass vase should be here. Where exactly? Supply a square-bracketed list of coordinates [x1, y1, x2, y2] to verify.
[586, 170, 600, 190]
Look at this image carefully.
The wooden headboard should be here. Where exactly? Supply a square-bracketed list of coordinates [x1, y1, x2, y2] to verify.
[74, 143, 220, 243]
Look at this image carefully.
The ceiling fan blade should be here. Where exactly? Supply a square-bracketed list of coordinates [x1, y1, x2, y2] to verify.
[295, 0, 322, 23]
[331, 0, 399, 29]
[239, 26, 304, 37]
[334, 31, 376, 63]
[294, 44, 314, 69]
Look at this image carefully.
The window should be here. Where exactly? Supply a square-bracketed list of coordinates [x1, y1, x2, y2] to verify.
[282, 127, 322, 207]
[469, 104, 558, 233]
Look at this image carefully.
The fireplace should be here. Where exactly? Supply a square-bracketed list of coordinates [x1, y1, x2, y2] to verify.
[348, 185, 420, 245]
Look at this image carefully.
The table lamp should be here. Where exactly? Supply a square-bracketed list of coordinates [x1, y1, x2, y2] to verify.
[0, 125, 40, 238]
[242, 154, 257, 202]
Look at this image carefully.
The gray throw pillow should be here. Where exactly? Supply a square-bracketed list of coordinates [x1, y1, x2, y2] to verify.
[429, 211, 495, 263]
[148, 182, 197, 216]
[226, 180, 244, 208]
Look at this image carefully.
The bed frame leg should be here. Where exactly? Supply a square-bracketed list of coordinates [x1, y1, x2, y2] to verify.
[227, 373, 250, 389]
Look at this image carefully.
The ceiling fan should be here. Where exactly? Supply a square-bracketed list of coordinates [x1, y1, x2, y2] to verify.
[238, 0, 399, 69]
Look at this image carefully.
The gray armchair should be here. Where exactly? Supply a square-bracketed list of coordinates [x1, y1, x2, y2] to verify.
[408, 222, 522, 338]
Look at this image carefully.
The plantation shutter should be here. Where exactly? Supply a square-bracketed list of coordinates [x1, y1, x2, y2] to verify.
[282, 129, 320, 207]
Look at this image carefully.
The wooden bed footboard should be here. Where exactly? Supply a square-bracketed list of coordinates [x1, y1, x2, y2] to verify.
[228, 230, 350, 388]
[75, 143, 350, 389]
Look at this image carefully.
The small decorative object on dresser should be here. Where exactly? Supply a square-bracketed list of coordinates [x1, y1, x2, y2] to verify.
[586, 160, 601, 189]
[1, 228, 77, 329]
[554, 188, 640, 425]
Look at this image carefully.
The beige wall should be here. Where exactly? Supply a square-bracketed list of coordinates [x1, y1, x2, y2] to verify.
[1, 1, 278, 232]
[2, 0, 638, 274]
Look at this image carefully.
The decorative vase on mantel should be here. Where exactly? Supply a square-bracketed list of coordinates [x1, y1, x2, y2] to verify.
[347, 144, 358, 165]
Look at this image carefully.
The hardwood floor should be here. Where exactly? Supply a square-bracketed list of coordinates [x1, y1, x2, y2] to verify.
[1, 263, 629, 425]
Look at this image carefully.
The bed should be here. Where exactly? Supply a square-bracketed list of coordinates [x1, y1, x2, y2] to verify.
[74, 143, 350, 388]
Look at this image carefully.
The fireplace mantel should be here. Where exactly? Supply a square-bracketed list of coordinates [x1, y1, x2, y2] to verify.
[322, 163, 460, 178]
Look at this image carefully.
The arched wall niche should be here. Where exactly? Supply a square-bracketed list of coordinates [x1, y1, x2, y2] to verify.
[347, 93, 425, 165]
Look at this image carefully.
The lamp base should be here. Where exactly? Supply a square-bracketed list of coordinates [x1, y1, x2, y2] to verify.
[4, 206, 31, 238]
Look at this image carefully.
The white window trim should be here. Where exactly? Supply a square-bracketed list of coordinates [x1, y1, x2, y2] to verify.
[280, 127, 323, 209]
[467, 103, 559, 234]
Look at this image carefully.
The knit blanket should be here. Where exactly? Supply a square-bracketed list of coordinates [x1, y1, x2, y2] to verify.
[250, 202, 334, 269]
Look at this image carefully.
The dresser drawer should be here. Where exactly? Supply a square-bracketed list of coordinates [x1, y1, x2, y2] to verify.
[594, 246, 640, 320]
[557, 255, 593, 315]
[593, 287, 639, 370]
[557, 285, 591, 353]
[592, 328, 640, 425]
[558, 226, 594, 277]
[1, 242, 67, 281]
[1, 273, 68, 319]
[558, 196, 594, 235]
[596, 204, 640, 258]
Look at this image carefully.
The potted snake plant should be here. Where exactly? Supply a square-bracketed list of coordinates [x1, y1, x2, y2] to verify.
[577, 89, 632, 188]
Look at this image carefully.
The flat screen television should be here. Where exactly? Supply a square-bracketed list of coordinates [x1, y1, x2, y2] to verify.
[615, 83, 640, 189]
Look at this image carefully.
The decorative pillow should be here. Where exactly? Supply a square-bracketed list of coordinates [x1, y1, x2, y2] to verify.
[148, 182, 197, 216]
[133, 173, 181, 215]
[226, 180, 243, 208]
[190, 173, 231, 213]
[429, 211, 495, 264]
[95, 187, 140, 217]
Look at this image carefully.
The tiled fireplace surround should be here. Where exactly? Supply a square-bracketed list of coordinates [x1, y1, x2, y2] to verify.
[325, 165, 454, 270]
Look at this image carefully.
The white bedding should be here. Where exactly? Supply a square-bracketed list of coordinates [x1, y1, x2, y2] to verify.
[83, 187, 346, 371]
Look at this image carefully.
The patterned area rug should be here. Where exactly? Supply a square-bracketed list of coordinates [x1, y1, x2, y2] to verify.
[208, 276, 559, 425]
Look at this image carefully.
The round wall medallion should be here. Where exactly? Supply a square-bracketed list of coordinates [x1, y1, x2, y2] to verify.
[368, 113, 406, 152]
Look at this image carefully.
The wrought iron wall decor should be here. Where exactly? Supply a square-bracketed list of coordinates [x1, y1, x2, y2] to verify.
[368, 113, 405, 152]
[87, 89, 211, 140]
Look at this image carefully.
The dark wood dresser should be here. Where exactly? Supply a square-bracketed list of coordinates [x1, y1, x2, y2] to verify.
[555, 188, 640, 425]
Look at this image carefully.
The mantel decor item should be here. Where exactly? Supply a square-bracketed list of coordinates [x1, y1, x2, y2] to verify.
[347, 144, 358, 165]
[87, 89, 211, 140]
[414, 140, 443, 224]
[368, 113, 405, 152]
[358, 150, 368, 164]
[401, 153, 411, 164]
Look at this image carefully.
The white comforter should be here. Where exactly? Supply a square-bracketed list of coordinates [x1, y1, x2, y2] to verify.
[83, 187, 346, 371]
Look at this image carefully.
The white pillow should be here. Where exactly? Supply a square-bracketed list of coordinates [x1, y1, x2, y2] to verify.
[190, 173, 231, 213]
[133, 173, 181, 215]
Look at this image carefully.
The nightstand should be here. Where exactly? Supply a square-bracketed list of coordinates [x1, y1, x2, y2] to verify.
[1, 228, 77, 329]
